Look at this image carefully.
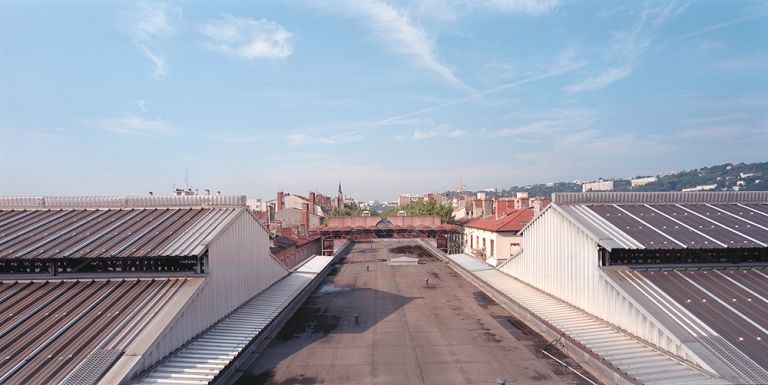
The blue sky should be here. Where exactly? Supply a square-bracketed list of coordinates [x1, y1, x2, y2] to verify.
[1, 0, 766, 201]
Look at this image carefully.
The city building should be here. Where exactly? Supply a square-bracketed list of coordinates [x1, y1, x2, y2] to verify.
[630, 176, 657, 187]
[463, 208, 534, 266]
[682, 184, 718, 192]
[582, 179, 614, 192]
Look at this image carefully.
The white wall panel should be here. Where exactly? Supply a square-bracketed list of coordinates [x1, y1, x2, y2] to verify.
[126, 210, 289, 376]
[497, 206, 706, 367]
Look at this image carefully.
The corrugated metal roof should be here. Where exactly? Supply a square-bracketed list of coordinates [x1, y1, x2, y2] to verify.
[0, 195, 247, 209]
[556, 201, 768, 250]
[0, 208, 241, 259]
[0, 277, 197, 385]
[446, 254, 728, 385]
[132, 254, 335, 385]
[553, 191, 768, 205]
[609, 267, 768, 383]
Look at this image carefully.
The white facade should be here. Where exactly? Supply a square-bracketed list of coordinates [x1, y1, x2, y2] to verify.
[116, 209, 289, 379]
[582, 180, 614, 192]
[496, 206, 713, 369]
[463, 226, 521, 267]
[630, 176, 657, 187]
[283, 194, 309, 211]
[682, 184, 717, 192]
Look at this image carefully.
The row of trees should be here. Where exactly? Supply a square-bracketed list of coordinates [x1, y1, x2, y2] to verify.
[381, 201, 455, 224]
[326, 200, 455, 224]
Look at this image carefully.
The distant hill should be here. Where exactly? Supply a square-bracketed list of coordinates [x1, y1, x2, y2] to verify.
[454, 161, 768, 199]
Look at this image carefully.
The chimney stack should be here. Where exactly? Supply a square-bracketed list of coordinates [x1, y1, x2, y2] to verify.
[302, 202, 310, 233]
[309, 192, 316, 216]
[277, 191, 284, 211]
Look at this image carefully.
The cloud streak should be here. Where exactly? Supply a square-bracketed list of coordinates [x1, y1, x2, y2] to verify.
[471, 0, 562, 16]
[94, 114, 173, 135]
[565, 1, 687, 93]
[200, 15, 294, 59]
[311, 0, 475, 94]
[490, 108, 598, 138]
[128, 3, 176, 76]
[316, 48, 585, 143]
[678, 3, 768, 40]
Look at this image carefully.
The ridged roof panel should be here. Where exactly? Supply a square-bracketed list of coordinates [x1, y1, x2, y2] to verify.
[0, 207, 242, 259]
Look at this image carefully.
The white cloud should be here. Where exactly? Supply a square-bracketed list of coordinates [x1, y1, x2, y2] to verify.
[128, 3, 177, 76]
[286, 133, 308, 145]
[138, 44, 168, 76]
[564, 66, 631, 93]
[471, 0, 561, 16]
[200, 15, 294, 59]
[405, 126, 466, 140]
[678, 3, 768, 40]
[491, 108, 598, 137]
[136, 100, 148, 112]
[132, 3, 174, 40]
[565, 1, 686, 93]
[95, 114, 173, 135]
[312, 0, 475, 94]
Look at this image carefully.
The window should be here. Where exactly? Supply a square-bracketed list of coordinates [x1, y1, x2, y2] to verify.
[482, 238, 486, 249]
[470, 235, 473, 248]
[490, 239, 494, 257]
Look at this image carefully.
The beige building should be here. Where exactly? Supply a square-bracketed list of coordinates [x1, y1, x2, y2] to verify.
[463, 208, 534, 266]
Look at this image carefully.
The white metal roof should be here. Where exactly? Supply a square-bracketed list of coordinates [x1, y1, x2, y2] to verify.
[132, 254, 334, 385]
[446, 253, 494, 272]
[294, 255, 334, 274]
[446, 254, 728, 385]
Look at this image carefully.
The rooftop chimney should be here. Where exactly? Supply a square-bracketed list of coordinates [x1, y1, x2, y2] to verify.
[277, 191, 284, 211]
[309, 192, 316, 216]
[301, 202, 310, 233]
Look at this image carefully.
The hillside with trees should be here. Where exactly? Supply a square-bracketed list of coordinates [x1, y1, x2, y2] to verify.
[482, 161, 767, 199]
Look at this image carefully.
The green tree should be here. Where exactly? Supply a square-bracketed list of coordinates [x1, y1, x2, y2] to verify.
[381, 201, 455, 224]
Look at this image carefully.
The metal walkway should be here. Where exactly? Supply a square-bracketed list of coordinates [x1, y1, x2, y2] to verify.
[446, 253, 728, 385]
[132, 255, 334, 385]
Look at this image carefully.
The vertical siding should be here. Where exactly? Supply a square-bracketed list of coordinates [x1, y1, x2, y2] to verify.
[129, 211, 289, 375]
[497, 207, 703, 365]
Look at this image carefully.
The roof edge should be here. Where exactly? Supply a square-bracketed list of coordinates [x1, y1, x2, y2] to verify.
[553, 191, 768, 205]
[0, 195, 248, 209]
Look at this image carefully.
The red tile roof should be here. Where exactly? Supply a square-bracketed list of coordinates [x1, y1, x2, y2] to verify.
[464, 208, 533, 232]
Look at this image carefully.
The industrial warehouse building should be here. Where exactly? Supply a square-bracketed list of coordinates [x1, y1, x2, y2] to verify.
[0, 195, 340, 385]
[448, 191, 768, 384]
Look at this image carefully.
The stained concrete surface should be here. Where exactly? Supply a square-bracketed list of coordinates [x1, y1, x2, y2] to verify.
[236, 240, 598, 385]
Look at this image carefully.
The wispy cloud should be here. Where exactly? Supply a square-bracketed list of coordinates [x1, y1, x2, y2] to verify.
[491, 108, 598, 137]
[286, 133, 308, 145]
[200, 15, 294, 59]
[128, 3, 177, 76]
[396, 124, 466, 140]
[564, 66, 631, 93]
[469, 0, 562, 16]
[310, 0, 475, 94]
[565, 1, 687, 93]
[138, 44, 169, 76]
[316, 48, 585, 142]
[94, 114, 173, 135]
[678, 3, 768, 40]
